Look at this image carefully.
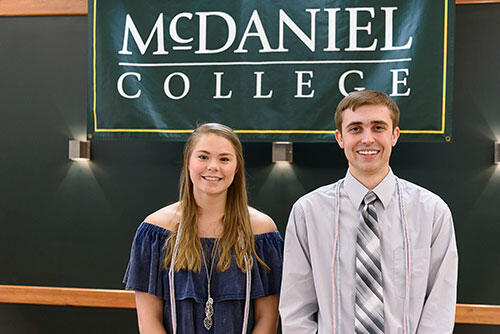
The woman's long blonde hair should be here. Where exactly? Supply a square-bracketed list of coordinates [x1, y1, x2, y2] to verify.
[163, 123, 266, 273]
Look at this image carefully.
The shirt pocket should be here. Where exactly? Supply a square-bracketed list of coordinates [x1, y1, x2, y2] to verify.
[393, 247, 429, 298]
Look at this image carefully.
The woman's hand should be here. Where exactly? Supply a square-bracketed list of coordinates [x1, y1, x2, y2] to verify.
[135, 291, 167, 334]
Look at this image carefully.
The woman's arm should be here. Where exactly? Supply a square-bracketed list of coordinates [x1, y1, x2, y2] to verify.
[252, 294, 280, 334]
[135, 291, 167, 334]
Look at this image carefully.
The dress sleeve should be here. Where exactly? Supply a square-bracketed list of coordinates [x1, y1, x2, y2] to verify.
[250, 231, 284, 298]
[123, 222, 170, 299]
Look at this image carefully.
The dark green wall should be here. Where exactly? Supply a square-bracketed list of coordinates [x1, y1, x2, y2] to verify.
[0, 4, 499, 333]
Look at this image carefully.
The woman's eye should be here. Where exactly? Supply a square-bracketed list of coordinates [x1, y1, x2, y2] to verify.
[198, 154, 208, 160]
[220, 157, 230, 162]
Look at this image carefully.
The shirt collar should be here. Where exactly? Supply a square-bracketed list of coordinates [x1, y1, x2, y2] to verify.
[344, 168, 396, 209]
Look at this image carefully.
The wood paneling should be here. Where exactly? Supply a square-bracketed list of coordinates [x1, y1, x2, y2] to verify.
[0, 0, 498, 16]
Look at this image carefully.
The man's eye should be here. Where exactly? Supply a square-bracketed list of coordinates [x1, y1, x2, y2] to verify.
[349, 127, 360, 132]
[375, 126, 386, 131]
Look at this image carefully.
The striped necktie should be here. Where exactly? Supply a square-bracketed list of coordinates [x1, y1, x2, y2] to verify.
[355, 191, 384, 333]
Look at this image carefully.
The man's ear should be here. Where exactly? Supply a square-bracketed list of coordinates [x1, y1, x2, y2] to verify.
[392, 127, 401, 146]
[335, 129, 344, 149]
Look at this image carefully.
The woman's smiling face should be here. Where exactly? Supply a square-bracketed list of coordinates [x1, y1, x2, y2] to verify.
[188, 133, 238, 198]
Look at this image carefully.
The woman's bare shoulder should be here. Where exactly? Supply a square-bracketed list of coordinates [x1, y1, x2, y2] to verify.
[248, 207, 278, 234]
[144, 202, 181, 231]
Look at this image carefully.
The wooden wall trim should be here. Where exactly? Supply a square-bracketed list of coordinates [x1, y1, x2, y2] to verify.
[0, 0, 87, 16]
[0, 0, 499, 16]
[456, 0, 500, 4]
[1, 285, 500, 324]
[456, 304, 500, 325]
[0, 285, 136, 309]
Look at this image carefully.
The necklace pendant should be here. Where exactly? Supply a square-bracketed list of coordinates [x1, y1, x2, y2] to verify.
[203, 317, 213, 330]
[204, 297, 214, 330]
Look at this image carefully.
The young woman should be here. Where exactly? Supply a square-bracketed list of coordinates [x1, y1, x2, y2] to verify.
[123, 123, 283, 333]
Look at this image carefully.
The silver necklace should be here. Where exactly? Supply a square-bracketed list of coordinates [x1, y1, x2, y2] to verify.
[200, 239, 219, 330]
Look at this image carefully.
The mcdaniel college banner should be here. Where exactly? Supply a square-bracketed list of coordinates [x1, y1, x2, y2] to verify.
[88, 0, 454, 142]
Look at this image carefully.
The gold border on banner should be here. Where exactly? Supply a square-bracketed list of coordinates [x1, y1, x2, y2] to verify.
[91, 0, 450, 136]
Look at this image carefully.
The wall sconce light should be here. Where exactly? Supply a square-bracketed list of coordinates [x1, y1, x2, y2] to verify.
[69, 140, 91, 161]
[272, 142, 293, 163]
[495, 141, 500, 164]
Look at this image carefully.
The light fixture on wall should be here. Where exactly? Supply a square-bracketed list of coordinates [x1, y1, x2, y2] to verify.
[495, 141, 500, 164]
[272, 142, 293, 163]
[69, 140, 91, 161]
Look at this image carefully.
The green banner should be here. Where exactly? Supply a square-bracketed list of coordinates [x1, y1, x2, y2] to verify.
[88, 0, 454, 142]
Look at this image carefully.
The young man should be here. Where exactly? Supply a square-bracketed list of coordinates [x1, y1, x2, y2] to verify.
[280, 90, 458, 333]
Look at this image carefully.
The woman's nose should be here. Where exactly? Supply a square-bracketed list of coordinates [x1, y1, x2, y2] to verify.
[207, 158, 219, 170]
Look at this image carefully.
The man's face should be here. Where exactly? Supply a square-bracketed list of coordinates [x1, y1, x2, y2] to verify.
[335, 104, 400, 181]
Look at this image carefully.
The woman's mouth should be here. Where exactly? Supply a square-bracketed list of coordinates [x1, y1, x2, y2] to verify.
[202, 176, 222, 181]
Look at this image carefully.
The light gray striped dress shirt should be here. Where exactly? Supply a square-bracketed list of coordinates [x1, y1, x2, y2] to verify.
[280, 169, 458, 334]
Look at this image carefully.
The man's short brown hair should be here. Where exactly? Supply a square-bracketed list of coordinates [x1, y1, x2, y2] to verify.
[334, 90, 400, 132]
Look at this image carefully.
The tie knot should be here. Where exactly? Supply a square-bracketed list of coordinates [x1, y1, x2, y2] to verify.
[363, 191, 377, 205]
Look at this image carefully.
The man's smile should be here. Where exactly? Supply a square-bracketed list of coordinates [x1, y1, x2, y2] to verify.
[357, 149, 380, 156]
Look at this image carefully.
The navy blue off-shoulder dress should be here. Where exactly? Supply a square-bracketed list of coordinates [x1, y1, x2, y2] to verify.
[123, 222, 284, 333]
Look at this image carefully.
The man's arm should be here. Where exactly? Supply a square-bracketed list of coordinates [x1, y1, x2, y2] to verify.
[279, 203, 319, 333]
[417, 205, 458, 333]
